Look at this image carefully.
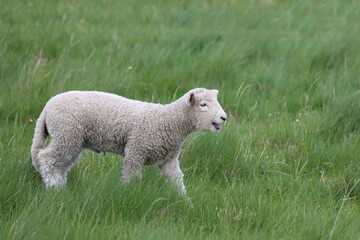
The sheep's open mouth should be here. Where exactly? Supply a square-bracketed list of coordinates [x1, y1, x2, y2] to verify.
[212, 122, 222, 131]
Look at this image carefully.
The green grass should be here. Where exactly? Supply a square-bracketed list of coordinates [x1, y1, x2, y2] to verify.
[1, 0, 360, 239]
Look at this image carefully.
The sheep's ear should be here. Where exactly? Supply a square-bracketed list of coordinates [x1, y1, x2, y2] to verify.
[212, 89, 219, 95]
[186, 92, 196, 106]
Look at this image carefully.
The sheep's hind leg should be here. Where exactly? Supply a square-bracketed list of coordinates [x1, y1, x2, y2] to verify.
[122, 155, 145, 183]
[37, 140, 82, 189]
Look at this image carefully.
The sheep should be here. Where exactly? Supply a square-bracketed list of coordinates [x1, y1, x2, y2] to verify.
[31, 88, 227, 197]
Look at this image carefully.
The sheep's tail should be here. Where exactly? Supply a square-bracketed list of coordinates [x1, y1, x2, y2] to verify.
[31, 111, 48, 171]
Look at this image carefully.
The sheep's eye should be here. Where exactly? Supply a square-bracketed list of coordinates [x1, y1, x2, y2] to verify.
[200, 103, 207, 107]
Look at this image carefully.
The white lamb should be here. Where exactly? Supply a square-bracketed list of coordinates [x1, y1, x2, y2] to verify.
[31, 88, 226, 197]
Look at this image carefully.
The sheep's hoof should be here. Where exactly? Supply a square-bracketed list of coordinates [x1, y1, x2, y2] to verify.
[186, 196, 194, 208]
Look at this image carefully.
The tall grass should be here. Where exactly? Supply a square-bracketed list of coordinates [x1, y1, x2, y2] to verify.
[1, 0, 360, 239]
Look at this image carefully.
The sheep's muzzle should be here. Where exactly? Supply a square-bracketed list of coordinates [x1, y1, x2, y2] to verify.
[212, 122, 222, 130]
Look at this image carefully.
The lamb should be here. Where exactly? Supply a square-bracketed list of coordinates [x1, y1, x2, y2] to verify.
[31, 88, 227, 197]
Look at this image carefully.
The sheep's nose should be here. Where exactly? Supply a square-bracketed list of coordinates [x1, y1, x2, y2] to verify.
[221, 116, 226, 122]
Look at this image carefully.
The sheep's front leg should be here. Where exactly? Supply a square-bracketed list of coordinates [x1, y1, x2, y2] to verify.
[159, 154, 192, 206]
[161, 158, 187, 195]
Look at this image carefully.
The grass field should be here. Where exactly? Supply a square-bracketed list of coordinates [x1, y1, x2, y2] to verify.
[1, 0, 360, 239]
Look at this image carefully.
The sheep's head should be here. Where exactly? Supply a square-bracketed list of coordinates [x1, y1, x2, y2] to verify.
[186, 88, 227, 133]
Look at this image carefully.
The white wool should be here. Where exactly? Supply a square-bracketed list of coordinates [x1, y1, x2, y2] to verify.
[31, 88, 226, 196]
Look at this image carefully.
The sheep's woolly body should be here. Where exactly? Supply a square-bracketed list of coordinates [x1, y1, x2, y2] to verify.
[31, 88, 226, 196]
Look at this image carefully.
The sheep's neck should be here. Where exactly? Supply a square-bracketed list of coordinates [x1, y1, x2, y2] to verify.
[165, 100, 196, 140]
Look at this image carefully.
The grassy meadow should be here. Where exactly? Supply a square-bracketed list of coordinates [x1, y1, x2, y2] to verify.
[1, 0, 360, 239]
